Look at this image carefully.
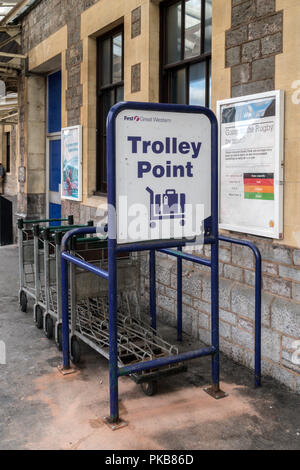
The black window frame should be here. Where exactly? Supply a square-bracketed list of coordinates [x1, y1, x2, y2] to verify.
[96, 25, 124, 194]
[5, 131, 10, 174]
[160, 0, 211, 106]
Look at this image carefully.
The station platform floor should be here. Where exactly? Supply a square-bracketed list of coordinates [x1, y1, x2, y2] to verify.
[0, 244, 299, 450]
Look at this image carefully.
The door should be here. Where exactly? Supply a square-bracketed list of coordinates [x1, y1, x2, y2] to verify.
[47, 70, 62, 225]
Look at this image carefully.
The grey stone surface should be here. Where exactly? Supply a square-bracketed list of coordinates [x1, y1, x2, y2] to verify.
[262, 361, 296, 392]
[242, 40, 261, 62]
[232, 326, 253, 350]
[244, 269, 255, 287]
[232, 244, 254, 269]
[231, 63, 250, 85]
[279, 265, 300, 283]
[232, 78, 274, 97]
[220, 321, 231, 340]
[272, 297, 300, 338]
[232, 0, 256, 27]
[248, 13, 283, 41]
[231, 283, 272, 325]
[252, 56, 275, 81]
[262, 261, 278, 276]
[220, 308, 237, 325]
[224, 264, 244, 281]
[226, 25, 247, 48]
[226, 46, 241, 67]
[131, 63, 141, 93]
[237, 317, 253, 333]
[292, 283, 300, 302]
[261, 32, 282, 56]
[262, 275, 291, 298]
[256, 0, 275, 17]
[261, 327, 281, 363]
[293, 250, 300, 266]
[219, 246, 231, 263]
[131, 6, 141, 39]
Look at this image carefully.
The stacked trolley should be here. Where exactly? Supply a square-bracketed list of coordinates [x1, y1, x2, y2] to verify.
[31, 220, 94, 346]
[66, 234, 186, 396]
[18, 216, 185, 396]
[17, 216, 74, 313]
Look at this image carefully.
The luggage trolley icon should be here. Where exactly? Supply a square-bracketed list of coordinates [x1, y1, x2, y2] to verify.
[146, 187, 186, 228]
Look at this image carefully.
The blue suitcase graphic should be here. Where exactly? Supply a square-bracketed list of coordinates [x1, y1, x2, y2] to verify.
[146, 187, 186, 227]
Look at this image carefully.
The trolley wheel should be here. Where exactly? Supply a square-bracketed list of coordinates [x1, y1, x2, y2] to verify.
[57, 324, 62, 351]
[20, 290, 27, 313]
[71, 337, 81, 364]
[140, 380, 158, 397]
[35, 306, 43, 330]
[45, 315, 54, 340]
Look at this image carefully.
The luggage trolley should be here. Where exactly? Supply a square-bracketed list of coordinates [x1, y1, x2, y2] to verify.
[17, 216, 73, 312]
[65, 235, 185, 396]
[32, 222, 94, 344]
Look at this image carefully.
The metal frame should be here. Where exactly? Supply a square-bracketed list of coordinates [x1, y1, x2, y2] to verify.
[17, 216, 71, 309]
[217, 90, 284, 239]
[60, 102, 262, 425]
[61, 125, 83, 202]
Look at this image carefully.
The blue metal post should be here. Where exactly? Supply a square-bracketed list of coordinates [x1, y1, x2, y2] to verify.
[211, 115, 220, 393]
[255, 251, 262, 387]
[177, 246, 183, 342]
[108, 238, 119, 422]
[218, 235, 262, 388]
[107, 105, 119, 423]
[61, 255, 70, 369]
[149, 250, 156, 331]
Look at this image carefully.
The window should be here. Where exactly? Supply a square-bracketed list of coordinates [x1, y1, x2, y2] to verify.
[5, 132, 10, 173]
[97, 27, 124, 193]
[160, 0, 212, 107]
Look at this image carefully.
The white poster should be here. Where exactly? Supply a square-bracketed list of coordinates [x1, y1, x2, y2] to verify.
[217, 90, 284, 239]
[61, 125, 82, 202]
[115, 108, 213, 245]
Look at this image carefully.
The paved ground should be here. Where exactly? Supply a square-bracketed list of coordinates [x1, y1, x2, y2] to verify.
[0, 244, 300, 450]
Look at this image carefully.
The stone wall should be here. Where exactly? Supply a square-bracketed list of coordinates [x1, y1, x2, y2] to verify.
[225, 0, 283, 97]
[19, 0, 99, 218]
[140, 233, 300, 393]
[139, 0, 300, 394]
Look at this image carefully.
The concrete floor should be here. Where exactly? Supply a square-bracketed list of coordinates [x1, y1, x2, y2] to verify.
[0, 244, 300, 450]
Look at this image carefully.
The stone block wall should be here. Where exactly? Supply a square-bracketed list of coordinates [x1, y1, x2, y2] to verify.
[140, 234, 300, 393]
[226, 0, 283, 97]
[19, 0, 99, 218]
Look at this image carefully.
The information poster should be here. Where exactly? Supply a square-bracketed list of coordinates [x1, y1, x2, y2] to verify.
[61, 125, 82, 201]
[217, 90, 284, 239]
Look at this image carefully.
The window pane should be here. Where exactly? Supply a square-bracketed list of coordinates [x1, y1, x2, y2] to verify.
[112, 33, 122, 83]
[116, 86, 124, 102]
[189, 61, 206, 106]
[185, 0, 201, 59]
[101, 38, 111, 86]
[204, 0, 212, 53]
[166, 2, 182, 64]
[170, 68, 186, 104]
[103, 89, 115, 132]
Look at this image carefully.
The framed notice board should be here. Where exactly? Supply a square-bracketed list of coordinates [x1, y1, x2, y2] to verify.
[61, 125, 82, 202]
[217, 90, 284, 239]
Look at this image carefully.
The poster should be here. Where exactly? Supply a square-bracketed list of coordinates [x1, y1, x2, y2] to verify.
[114, 106, 213, 245]
[61, 125, 82, 201]
[217, 90, 284, 239]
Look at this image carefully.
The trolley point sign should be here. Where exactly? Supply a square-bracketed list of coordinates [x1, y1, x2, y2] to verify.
[108, 102, 217, 245]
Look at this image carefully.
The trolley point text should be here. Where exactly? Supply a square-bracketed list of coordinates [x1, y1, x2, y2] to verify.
[127, 136, 202, 179]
